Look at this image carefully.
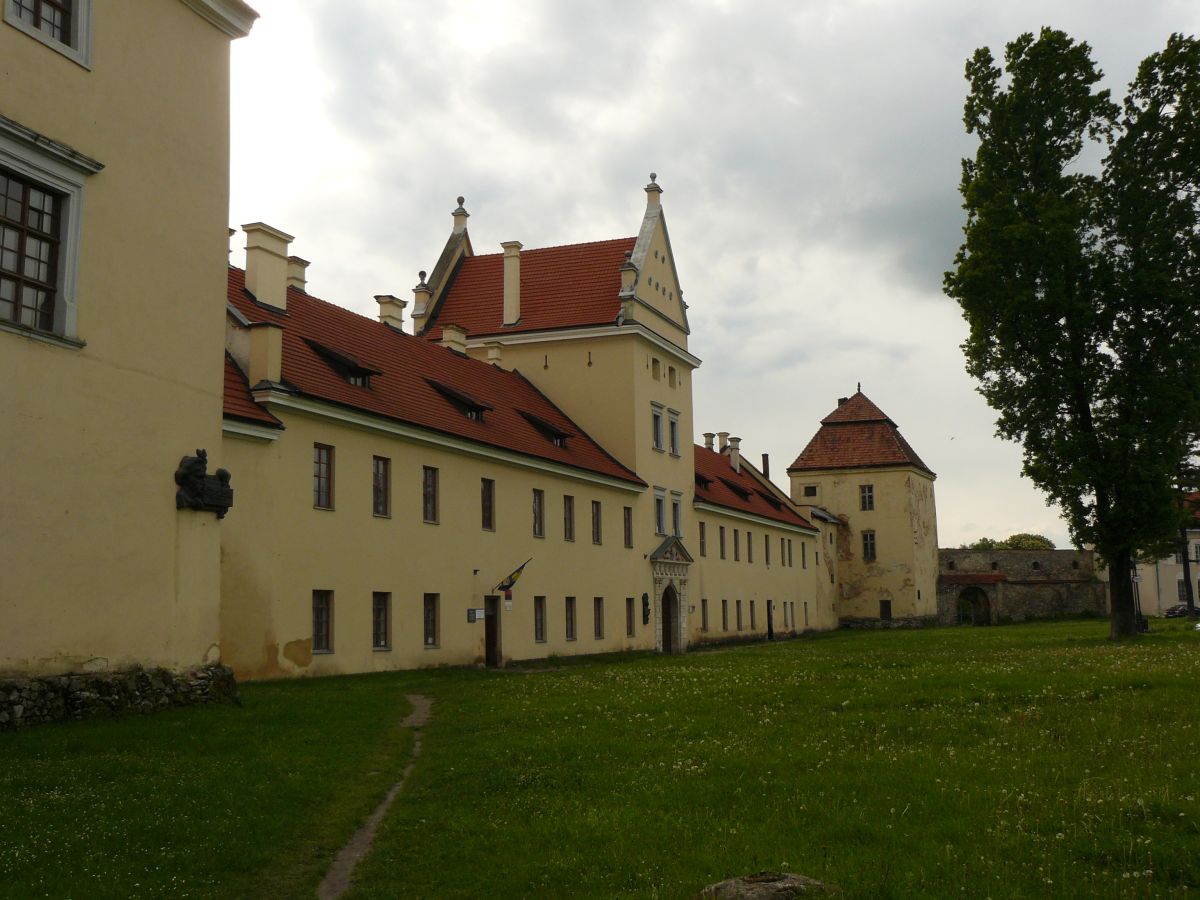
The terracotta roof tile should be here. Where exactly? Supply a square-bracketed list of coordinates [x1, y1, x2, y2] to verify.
[223, 352, 282, 427]
[694, 445, 814, 529]
[424, 237, 636, 339]
[788, 391, 934, 476]
[226, 267, 643, 486]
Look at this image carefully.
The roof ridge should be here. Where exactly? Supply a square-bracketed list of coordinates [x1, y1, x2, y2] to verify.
[464, 236, 637, 259]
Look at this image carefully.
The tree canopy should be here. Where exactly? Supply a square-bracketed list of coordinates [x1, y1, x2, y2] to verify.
[962, 533, 1056, 551]
[945, 29, 1200, 636]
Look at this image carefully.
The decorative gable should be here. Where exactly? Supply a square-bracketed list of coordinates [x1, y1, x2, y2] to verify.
[649, 535, 695, 564]
[622, 174, 689, 344]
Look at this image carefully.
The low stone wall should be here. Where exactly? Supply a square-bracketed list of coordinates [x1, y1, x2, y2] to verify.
[838, 616, 936, 629]
[0, 664, 238, 730]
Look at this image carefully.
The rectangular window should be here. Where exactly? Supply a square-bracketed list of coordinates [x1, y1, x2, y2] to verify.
[481, 478, 495, 530]
[534, 596, 546, 643]
[591, 500, 602, 544]
[623, 506, 633, 548]
[563, 495, 575, 541]
[422, 466, 438, 523]
[799, 541, 804, 569]
[423, 593, 439, 647]
[4, 0, 92, 66]
[672, 497, 682, 537]
[862, 530, 877, 562]
[699, 522, 707, 557]
[1178, 580, 1189, 602]
[781, 536, 787, 566]
[594, 597, 604, 640]
[372, 592, 391, 650]
[314, 444, 334, 509]
[372, 456, 390, 517]
[0, 168, 61, 333]
[532, 488, 545, 537]
[655, 494, 666, 535]
[668, 413, 680, 455]
[765, 533, 771, 566]
[652, 408, 664, 450]
[736, 599, 743, 631]
[701, 598, 709, 632]
[803, 484, 817, 498]
[626, 597, 635, 636]
[860, 484, 874, 511]
[750, 600, 757, 631]
[722, 598, 729, 631]
[719, 525, 726, 559]
[747, 530, 753, 564]
[804, 600, 809, 628]
[734, 529, 740, 561]
[565, 596, 577, 640]
[312, 590, 333, 652]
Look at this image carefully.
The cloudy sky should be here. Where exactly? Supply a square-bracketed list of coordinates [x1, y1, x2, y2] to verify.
[229, 0, 1199, 550]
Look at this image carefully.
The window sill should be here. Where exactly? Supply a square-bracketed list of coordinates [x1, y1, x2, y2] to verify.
[314, 505, 335, 511]
[423, 643, 440, 650]
[423, 518, 439, 525]
[313, 649, 334, 655]
[652, 446, 665, 453]
[0, 319, 85, 349]
[373, 646, 392, 652]
[669, 451, 681, 459]
[3, 10, 92, 70]
[535, 639, 547, 644]
[482, 526, 495, 532]
[373, 513, 391, 519]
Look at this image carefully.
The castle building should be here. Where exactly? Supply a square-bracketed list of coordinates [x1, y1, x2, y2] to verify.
[3, 2, 940, 681]
[788, 392, 939, 623]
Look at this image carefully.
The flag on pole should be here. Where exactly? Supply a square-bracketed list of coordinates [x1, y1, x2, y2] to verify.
[495, 558, 532, 594]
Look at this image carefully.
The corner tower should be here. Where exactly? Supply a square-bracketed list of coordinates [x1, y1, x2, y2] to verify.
[788, 390, 938, 624]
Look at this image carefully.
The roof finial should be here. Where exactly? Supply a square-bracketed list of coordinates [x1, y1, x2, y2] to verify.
[857, 381, 862, 393]
[645, 172, 663, 202]
[649, 172, 657, 183]
[419, 270, 427, 283]
[452, 197, 470, 234]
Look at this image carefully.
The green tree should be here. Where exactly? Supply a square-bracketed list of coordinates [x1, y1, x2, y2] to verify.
[1001, 533, 1056, 550]
[945, 30, 1200, 637]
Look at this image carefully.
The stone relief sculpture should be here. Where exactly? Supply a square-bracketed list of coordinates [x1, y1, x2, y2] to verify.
[174, 449, 233, 519]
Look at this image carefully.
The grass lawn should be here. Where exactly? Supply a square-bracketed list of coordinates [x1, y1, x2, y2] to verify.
[2, 620, 1198, 898]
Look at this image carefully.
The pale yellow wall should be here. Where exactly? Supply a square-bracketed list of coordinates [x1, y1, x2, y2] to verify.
[1, 3, 237, 674]
[629, 224, 689, 349]
[790, 467, 938, 620]
[1129, 529, 1200, 615]
[689, 509, 827, 642]
[221, 407, 658, 678]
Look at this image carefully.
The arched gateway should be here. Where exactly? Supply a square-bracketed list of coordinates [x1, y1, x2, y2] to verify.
[650, 536, 694, 654]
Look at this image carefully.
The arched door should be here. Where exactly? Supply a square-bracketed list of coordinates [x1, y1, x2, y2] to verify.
[661, 584, 678, 654]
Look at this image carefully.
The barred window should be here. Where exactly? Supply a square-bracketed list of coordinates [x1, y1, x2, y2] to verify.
[313, 444, 334, 509]
[422, 466, 438, 523]
[372, 592, 390, 649]
[0, 169, 60, 333]
[372, 456, 390, 517]
[312, 590, 333, 652]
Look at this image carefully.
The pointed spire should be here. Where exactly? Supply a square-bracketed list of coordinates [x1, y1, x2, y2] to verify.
[644, 172, 662, 206]
[452, 196, 470, 234]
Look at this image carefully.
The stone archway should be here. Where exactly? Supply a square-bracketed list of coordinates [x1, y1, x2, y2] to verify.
[957, 587, 991, 625]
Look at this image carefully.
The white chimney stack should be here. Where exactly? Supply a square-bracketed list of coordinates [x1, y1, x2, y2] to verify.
[441, 323, 468, 354]
[728, 436, 742, 473]
[286, 255, 309, 292]
[242, 222, 293, 312]
[486, 341, 503, 367]
[376, 294, 407, 331]
[718, 431, 730, 452]
[502, 241, 522, 326]
[703, 432, 715, 451]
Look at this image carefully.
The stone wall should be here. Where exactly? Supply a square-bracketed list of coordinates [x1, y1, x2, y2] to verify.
[0, 664, 238, 730]
[937, 549, 1109, 625]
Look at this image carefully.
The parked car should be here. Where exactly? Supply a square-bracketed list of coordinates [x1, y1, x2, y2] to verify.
[1164, 602, 1198, 618]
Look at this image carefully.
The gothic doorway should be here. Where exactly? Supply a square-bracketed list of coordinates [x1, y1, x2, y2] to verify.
[661, 584, 679, 654]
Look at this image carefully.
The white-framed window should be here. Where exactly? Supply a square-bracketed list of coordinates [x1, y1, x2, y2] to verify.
[670, 491, 682, 537]
[860, 484, 874, 511]
[654, 491, 666, 535]
[667, 410, 680, 456]
[0, 116, 100, 343]
[651, 404, 664, 451]
[4, 0, 94, 68]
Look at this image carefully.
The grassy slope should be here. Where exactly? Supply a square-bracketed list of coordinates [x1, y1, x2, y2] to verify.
[1, 621, 1196, 898]
[0, 674, 415, 899]
[348, 621, 1199, 899]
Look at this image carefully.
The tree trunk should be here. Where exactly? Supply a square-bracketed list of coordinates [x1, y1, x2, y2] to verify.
[1107, 546, 1139, 638]
[1181, 526, 1196, 618]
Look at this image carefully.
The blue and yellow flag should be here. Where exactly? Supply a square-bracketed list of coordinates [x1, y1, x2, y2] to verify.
[495, 558, 532, 593]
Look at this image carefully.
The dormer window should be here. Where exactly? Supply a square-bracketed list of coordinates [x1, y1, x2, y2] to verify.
[306, 339, 380, 389]
[519, 410, 573, 449]
[428, 379, 491, 423]
[719, 476, 751, 501]
[754, 489, 782, 510]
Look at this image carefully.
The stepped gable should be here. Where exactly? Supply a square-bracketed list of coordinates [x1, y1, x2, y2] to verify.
[423, 237, 636, 339]
[694, 445, 814, 529]
[222, 352, 282, 427]
[788, 390, 934, 477]
[224, 267, 643, 485]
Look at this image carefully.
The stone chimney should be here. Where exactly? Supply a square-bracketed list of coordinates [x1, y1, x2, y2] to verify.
[441, 323, 468, 354]
[452, 196, 470, 234]
[728, 436, 742, 473]
[761, 453, 770, 478]
[502, 241, 522, 326]
[286, 255, 309, 292]
[376, 294, 407, 331]
[486, 341, 503, 367]
[703, 432, 715, 451]
[717, 432, 730, 452]
[838, 396, 849, 406]
[247, 321, 283, 386]
[411, 271, 432, 318]
[242, 222, 293, 312]
[645, 172, 663, 208]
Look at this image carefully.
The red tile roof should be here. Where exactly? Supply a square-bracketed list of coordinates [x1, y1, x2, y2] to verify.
[788, 391, 934, 476]
[223, 352, 282, 427]
[423, 237, 636, 339]
[694, 445, 815, 529]
[224, 268, 643, 486]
